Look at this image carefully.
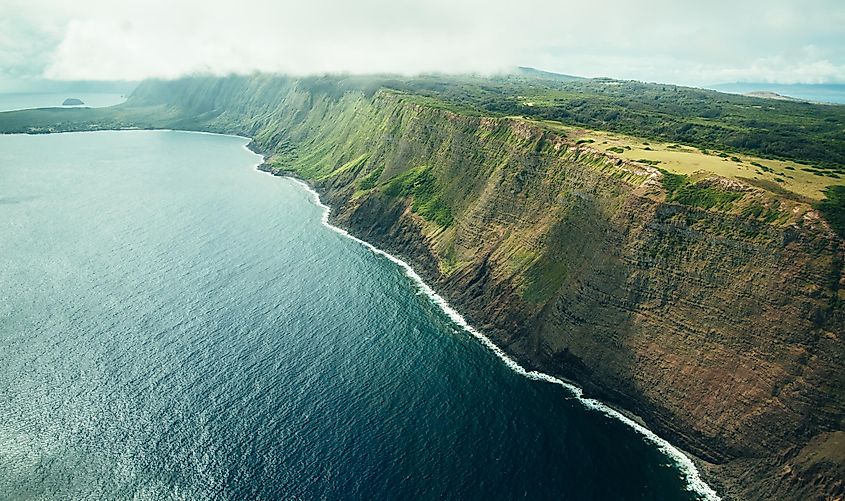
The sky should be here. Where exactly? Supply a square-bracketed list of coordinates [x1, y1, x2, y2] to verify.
[1, 0, 843, 90]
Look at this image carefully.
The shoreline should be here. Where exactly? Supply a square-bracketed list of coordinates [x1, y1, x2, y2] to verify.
[260, 164, 722, 501]
[5, 127, 723, 499]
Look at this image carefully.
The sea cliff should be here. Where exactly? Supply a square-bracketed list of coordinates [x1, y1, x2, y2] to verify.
[3, 74, 843, 500]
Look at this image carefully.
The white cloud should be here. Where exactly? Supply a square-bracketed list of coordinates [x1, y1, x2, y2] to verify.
[0, 0, 842, 86]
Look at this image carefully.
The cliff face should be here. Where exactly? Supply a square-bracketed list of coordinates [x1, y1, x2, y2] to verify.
[131, 77, 845, 499]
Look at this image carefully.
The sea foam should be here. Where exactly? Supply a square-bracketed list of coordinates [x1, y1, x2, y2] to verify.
[133, 132, 720, 499]
[287, 176, 721, 500]
[256, 162, 720, 500]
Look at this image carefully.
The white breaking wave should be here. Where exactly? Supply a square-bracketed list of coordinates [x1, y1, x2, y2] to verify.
[174, 130, 717, 500]
[264, 166, 720, 500]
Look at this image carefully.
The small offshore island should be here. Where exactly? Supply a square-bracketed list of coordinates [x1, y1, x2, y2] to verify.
[61, 97, 85, 106]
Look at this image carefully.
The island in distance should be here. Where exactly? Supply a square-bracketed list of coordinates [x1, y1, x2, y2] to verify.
[62, 97, 85, 106]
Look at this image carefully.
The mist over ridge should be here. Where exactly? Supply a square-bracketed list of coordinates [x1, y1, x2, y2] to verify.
[1, 0, 843, 90]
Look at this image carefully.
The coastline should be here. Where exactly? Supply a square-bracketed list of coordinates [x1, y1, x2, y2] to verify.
[4, 72, 842, 497]
[3, 127, 723, 499]
[254, 161, 722, 501]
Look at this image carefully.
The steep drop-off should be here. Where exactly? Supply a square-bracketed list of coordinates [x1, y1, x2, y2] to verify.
[131, 77, 845, 500]
[5, 75, 844, 500]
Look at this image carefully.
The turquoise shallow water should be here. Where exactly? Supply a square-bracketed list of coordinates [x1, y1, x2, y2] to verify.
[0, 130, 707, 500]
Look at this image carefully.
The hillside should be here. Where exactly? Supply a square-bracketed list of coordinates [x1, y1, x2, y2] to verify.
[1, 73, 843, 500]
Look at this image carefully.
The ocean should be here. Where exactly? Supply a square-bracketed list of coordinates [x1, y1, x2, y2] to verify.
[707, 83, 845, 104]
[0, 130, 716, 500]
[0, 93, 127, 112]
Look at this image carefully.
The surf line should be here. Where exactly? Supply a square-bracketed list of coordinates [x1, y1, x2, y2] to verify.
[284, 175, 720, 501]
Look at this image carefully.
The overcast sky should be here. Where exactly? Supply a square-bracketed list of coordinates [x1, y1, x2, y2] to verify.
[1, 0, 843, 89]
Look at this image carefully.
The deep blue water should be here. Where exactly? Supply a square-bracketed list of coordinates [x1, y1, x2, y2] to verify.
[0, 130, 712, 500]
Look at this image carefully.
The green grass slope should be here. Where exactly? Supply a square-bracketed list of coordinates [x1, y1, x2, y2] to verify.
[1, 73, 843, 500]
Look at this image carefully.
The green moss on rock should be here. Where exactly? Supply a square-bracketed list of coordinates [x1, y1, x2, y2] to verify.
[814, 185, 845, 237]
[383, 167, 454, 227]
